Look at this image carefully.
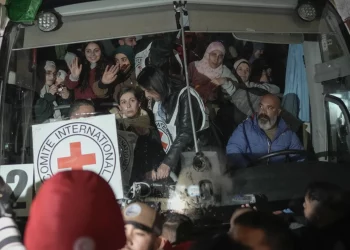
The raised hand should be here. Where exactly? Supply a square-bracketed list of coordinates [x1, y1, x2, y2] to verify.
[101, 64, 119, 85]
[68, 57, 82, 79]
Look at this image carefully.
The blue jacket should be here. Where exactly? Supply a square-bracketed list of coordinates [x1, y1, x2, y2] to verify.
[226, 115, 304, 168]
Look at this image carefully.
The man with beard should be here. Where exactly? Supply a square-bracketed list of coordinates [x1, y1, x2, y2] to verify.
[121, 202, 167, 250]
[93, 45, 137, 101]
[226, 94, 304, 168]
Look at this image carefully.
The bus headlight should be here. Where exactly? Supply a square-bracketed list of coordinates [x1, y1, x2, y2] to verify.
[37, 11, 61, 32]
[297, 1, 317, 22]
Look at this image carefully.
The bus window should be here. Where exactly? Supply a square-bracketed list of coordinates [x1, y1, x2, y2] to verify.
[325, 94, 350, 163]
[319, 4, 350, 62]
[2, 49, 35, 165]
[318, 3, 350, 163]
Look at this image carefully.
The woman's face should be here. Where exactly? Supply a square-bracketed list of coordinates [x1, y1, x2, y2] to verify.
[236, 63, 250, 83]
[208, 50, 224, 69]
[260, 70, 269, 83]
[119, 92, 140, 118]
[45, 66, 57, 86]
[141, 87, 161, 102]
[303, 194, 318, 221]
[85, 43, 101, 63]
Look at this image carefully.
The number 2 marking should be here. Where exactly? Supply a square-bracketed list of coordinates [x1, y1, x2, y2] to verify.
[6, 170, 28, 209]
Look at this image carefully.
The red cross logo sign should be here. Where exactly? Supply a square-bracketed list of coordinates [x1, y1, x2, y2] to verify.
[57, 142, 96, 170]
[36, 122, 117, 183]
[155, 121, 172, 153]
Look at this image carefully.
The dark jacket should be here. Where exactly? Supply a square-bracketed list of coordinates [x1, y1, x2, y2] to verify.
[117, 109, 165, 183]
[34, 92, 72, 123]
[154, 79, 203, 171]
[131, 130, 165, 183]
[226, 115, 304, 168]
[294, 215, 350, 250]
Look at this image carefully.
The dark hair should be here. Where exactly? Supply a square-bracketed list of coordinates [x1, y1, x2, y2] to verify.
[68, 99, 95, 117]
[137, 66, 170, 102]
[80, 41, 109, 92]
[250, 58, 270, 83]
[135, 34, 181, 76]
[234, 211, 297, 250]
[162, 212, 193, 244]
[190, 233, 246, 250]
[305, 182, 350, 224]
[117, 87, 143, 104]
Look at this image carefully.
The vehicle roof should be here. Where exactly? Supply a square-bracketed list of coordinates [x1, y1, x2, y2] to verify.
[43, 0, 298, 15]
[14, 0, 329, 50]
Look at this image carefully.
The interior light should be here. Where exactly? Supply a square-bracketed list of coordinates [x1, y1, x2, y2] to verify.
[37, 11, 61, 32]
[297, 1, 318, 22]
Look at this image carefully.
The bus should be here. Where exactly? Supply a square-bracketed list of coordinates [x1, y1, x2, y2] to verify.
[1, 0, 350, 235]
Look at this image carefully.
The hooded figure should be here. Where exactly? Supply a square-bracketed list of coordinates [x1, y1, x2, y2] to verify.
[93, 45, 138, 101]
[134, 34, 183, 79]
[24, 171, 126, 250]
[188, 41, 238, 103]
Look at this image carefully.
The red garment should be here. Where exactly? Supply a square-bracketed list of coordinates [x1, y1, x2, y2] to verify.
[188, 62, 219, 103]
[172, 241, 193, 250]
[24, 171, 126, 250]
[163, 241, 173, 250]
[66, 68, 97, 100]
[163, 241, 192, 250]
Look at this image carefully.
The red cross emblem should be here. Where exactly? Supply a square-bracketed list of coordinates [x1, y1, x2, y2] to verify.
[57, 142, 96, 170]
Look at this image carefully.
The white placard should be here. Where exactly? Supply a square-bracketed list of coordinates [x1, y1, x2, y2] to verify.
[32, 114, 123, 198]
[0, 164, 34, 217]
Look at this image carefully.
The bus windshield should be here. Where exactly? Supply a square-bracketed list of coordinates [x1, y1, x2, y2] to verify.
[1, 0, 350, 235]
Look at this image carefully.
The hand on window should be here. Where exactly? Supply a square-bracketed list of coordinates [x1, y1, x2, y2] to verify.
[101, 64, 119, 84]
[68, 57, 82, 79]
